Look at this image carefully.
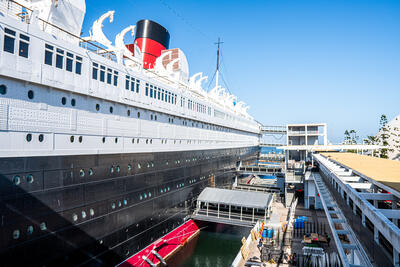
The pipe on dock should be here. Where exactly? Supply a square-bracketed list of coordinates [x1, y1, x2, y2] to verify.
[152, 250, 167, 266]
[142, 256, 156, 267]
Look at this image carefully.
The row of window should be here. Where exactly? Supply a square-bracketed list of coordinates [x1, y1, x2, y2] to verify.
[3, 27, 29, 58]
[145, 83, 177, 104]
[13, 222, 47, 240]
[45, 44, 82, 74]
[125, 75, 140, 93]
[92, 62, 118, 86]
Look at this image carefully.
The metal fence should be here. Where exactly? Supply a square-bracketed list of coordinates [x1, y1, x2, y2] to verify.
[320, 172, 392, 267]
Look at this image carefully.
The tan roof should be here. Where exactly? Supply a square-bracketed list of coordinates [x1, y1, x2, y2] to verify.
[321, 152, 400, 192]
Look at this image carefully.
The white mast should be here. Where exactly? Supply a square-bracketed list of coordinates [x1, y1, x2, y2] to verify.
[215, 37, 223, 87]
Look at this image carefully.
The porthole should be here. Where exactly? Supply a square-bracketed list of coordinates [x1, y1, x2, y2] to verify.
[109, 106, 113, 113]
[38, 134, 44, 142]
[26, 225, 34, 235]
[160, 189, 163, 193]
[26, 133, 32, 142]
[72, 213, 78, 222]
[0, 84, 7, 95]
[165, 161, 169, 166]
[89, 208, 95, 216]
[137, 138, 139, 144]
[137, 163, 141, 169]
[150, 114, 153, 120]
[79, 169, 85, 177]
[96, 104, 100, 111]
[128, 164, 132, 171]
[147, 163, 150, 168]
[132, 138, 135, 144]
[146, 139, 148, 144]
[139, 195, 143, 200]
[137, 112, 140, 118]
[123, 199, 128, 205]
[111, 203, 116, 209]
[167, 186, 170, 191]
[118, 201, 122, 207]
[125, 250, 130, 256]
[110, 166, 114, 173]
[27, 90, 34, 99]
[116, 165, 120, 173]
[71, 98, 76, 106]
[150, 139, 153, 144]
[149, 192, 152, 197]
[144, 193, 147, 199]
[26, 174, 34, 183]
[127, 110, 131, 116]
[70, 136, 74, 143]
[78, 136, 83, 143]
[115, 137, 118, 144]
[102, 137, 106, 143]
[151, 162, 154, 167]
[88, 168, 94, 176]
[154, 115, 157, 120]
[40, 222, 47, 231]
[61, 97, 67, 105]
[13, 230, 20, 239]
[13, 175, 20, 185]
[81, 211, 87, 219]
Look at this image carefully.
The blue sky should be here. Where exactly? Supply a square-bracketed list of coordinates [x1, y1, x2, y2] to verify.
[82, 0, 400, 143]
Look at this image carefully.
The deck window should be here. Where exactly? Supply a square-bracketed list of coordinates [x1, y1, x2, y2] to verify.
[107, 68, 112, 84]
[92, 63, 98, 80]
[145, 83, 149, 96]
[136, 80, 140, 93]
[113, 71, 118, 86]
[44, 44, 53, 65]
[150, 85, 153, 98]
[131, 77, 135, 92]
[75, 56, 82, 74]
[162, 89, 165, 101]
[100, 66, 105, 82]
[66, 52, 73, 72]
[157, 88, 161, 100]
[125, 75, 130, 90]
[56, 48, 64, 69]
[19, 34, 29, 58]
[4, 28, 16, 54]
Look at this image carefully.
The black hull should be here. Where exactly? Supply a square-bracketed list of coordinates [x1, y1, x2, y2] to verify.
[0, 146, 259, 266]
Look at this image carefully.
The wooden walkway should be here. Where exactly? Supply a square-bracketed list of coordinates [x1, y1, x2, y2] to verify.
[322, 152, 400, 192]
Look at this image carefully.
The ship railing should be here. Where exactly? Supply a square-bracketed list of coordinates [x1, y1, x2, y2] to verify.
[1, 0, 117, 61]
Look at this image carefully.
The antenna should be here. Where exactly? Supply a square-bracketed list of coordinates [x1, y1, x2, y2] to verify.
[215, 37, 224, 87]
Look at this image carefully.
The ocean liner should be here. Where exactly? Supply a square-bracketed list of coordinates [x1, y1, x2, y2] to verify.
[0, 0, 260, 265]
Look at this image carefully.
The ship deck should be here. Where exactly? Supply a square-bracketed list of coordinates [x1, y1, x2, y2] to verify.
[321, 152, 400, 192]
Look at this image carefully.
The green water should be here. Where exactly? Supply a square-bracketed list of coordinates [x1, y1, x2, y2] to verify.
[178, 224, 250, 267]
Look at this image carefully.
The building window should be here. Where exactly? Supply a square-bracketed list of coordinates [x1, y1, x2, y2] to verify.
[19, 34, 29, 58]
[92, 63, 98, 80]
[44, 44, 54, 65]
[4, 28, 16, 54]
[55, 48, 64, 69]
[66, 52, 73, 72]
[75, 56, 82, 74]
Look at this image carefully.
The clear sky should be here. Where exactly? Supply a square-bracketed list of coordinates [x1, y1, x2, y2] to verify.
[82, 0, 400, 143]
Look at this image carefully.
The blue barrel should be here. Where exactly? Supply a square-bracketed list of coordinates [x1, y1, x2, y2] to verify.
[262, 229, 267, 238]
[300, 220, 305, 229]
[294, 219, 297, 229]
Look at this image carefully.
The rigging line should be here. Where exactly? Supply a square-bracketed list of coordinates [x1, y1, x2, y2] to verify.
[157, 0, 214, 43]
[207, 70, 216, 90]
[219, 71, 232, 94]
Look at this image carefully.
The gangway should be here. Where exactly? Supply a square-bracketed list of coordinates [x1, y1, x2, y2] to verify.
[191, 187, 273, 227]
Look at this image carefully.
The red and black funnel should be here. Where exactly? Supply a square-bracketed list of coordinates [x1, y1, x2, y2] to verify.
[134, 19, 170, 69]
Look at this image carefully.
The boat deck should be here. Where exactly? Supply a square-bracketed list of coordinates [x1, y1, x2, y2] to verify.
[321, 152, 400, 192]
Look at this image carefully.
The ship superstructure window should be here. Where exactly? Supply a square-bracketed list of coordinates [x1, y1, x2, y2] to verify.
[125, 75, 140, 92]
[100, 66, 105, 82]
[75, 56, 82, 74]
[4, 28, 16, 54]
[113, 71, 118, 86]
[56, 48, 64, 69]
[19, 34, 29, 58]
[66, 52, 73, 72]
[92, 63, 98, 79]
[44, 44, 53, 65]
[107, 68, 112, 84]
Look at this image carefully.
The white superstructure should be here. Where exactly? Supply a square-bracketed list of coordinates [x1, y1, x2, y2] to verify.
[0, 0, 260, 158]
